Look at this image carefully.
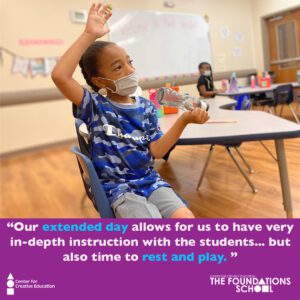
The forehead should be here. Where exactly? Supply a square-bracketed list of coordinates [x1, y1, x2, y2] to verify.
[201, 64, 210, 69]
[99, 44, 129, 65]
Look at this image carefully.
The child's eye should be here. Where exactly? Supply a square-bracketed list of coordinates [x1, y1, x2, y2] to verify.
[129, 59, 133, 65]
[113, 65, 122, 71]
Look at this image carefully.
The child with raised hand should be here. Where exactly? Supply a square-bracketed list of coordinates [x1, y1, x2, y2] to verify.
[197, 62, 225, 98]
[52, 3, 209, 218]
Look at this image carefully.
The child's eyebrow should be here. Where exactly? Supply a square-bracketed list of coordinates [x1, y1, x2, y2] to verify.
[110, 56, 131, 67]
[111, 59, 122, 67]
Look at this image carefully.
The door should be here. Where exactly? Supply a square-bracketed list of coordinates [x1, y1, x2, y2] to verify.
[266, 8, 300, 83]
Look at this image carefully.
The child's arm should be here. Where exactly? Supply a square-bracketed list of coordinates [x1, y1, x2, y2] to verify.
[51, 3, 112, 107]
[214, 87, 227, 94]
[150, 108, 209, 159]
[198, 85, 217, 98]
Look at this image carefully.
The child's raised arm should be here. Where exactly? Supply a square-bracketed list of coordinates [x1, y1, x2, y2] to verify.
[51, 3, 112, 107]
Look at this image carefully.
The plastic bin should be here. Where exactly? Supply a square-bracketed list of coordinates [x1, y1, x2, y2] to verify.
[163, 86, 179, 114]
[148, 89, 164, 118]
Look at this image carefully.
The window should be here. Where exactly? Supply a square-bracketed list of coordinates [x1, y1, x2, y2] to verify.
[277, 21, 297, 59]
[276, 21, 299, 69]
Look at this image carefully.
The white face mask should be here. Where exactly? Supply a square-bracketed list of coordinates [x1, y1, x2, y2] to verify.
[204, 70, 211, 77]
[99, 72, 139, 96]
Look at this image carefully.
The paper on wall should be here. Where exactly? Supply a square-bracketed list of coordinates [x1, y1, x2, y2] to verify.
[235, 32, 245, 43]
[232, 47, 242, 58]
[44, 57, 58, 75]
[220, 26, 230, 39]
[29, 58, 45, 77]
[12, 56, 30, 76]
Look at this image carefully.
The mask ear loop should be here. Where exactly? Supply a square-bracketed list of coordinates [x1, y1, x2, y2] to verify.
[96, 76, 117, 95]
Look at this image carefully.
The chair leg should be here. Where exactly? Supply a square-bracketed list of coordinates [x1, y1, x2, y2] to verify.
[288, 104, 300, 124]
[196, 145, 214, 190]
[258, 105, 265, 111]
[268, 106, 275, 114]
[279, 104, 284, 116]
[259, 141, 277, 161]
[296, 101, 299, 116]
[234, 146, 254, 173]
[226, 147, 258, 193]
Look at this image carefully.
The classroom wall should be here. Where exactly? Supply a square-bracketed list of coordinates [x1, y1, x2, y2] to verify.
[0, 0, 272, 154]
[251, 0, 300, 71]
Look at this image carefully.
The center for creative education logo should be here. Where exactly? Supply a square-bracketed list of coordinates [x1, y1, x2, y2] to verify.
[209, 274, 291, 294]
[6, 273, 56, 296]
[7, 274, 15, 295]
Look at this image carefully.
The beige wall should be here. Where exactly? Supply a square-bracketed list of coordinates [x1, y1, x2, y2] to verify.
[251, 0, 300, 71]
[0, 101, 75, 153]
[0, 0, 256, 93]
[0, 0, 293, 154]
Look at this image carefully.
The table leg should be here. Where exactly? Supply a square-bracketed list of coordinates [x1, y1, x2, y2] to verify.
[196, 145, 214, 190]
[274, 139, 293, 218]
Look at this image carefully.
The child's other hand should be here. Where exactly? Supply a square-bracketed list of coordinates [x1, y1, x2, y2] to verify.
[217, 88, 226, 93]
[85, 3, 112, 38]
[181, 108, 209, 125]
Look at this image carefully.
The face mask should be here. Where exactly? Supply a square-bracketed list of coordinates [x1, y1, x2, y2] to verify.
[99, 72, 139, 96]
[204, 70, 211, 77]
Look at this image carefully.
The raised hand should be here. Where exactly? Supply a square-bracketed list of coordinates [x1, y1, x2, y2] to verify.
[181, 108, 210, 125]
[84, 3, 112, 38]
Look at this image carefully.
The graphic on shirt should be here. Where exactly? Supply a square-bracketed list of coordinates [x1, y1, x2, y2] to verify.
[103, 124, 150, 143]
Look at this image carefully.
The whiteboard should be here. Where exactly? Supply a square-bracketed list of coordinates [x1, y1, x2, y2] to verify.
[108, 9, 211, 80]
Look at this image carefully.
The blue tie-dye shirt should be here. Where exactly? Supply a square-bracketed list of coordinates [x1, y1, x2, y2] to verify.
[74, 88, 170, 204]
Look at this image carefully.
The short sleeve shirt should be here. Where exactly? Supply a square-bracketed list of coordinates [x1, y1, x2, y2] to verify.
[74, 88, 170, 203]
[197, 75, 215, 97]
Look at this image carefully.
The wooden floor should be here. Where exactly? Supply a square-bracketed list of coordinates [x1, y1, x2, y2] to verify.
[1, 138, 299, 218]
[157, 139, 300, 218]
[1, 111, 299, 218]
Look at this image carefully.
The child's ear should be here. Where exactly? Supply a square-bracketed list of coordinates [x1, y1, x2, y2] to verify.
[91, 77, 105, 88]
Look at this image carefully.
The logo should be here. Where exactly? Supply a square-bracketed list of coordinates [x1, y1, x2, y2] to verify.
[6, 273, 55, 296]
[210, 274, 291, 294]
[7, 273, 15, 296]
[103, 124, 150, 143]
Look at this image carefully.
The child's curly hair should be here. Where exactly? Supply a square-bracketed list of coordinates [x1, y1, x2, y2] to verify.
[79, 41, 115, 92]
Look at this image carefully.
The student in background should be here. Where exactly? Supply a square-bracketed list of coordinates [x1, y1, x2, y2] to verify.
[197, 62, 225, 98]
[51, 3, 209, 218]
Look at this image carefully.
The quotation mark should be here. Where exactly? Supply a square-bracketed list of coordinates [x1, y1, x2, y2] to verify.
[7, 222, 14, 228]
[230, 252, 238, 258]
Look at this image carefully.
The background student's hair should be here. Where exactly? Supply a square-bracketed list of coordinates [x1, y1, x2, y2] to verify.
[79, 41, 115, 92]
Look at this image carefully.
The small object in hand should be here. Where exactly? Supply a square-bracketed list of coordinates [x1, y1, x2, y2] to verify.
[155, 87, 209, 112]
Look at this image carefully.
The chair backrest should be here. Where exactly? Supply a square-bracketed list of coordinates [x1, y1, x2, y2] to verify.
[75, 118, 91, 158]
[274, 84, 294, 106]
[71, 146, 115, 218]
[234, 94, 251, 111]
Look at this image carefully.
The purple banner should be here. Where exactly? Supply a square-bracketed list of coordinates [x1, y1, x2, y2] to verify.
[1, 219, 299, 299]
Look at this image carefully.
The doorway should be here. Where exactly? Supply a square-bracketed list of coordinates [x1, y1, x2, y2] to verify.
[265, 8, 300, 83]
